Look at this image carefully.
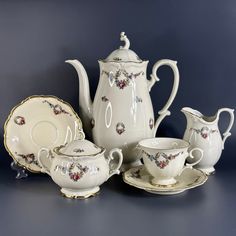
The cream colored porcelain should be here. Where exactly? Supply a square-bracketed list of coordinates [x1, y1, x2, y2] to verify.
[38, 139, 123, 199]
[123, 165, 208, 195]
[182, 107, 234, 175]
[66, 32, 180, 170]
[4, 95, 84, 173]
[138, 138, 203, 185]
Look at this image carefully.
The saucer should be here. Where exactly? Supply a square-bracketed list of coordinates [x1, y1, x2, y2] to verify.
[4, 95, 85, 173]
[123, 165, 208, 195]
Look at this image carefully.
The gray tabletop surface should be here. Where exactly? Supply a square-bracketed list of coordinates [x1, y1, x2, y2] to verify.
[0, 155, 236, 236]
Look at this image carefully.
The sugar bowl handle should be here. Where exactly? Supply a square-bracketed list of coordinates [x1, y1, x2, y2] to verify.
[216, 108, 234, 149]
[148, 59, 180, 136]
[38, 148, 54, 175]
[107, 148, 123, 178]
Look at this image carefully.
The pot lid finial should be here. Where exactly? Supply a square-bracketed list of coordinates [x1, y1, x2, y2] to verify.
[103, 32, 143, 63]
[120, 32, 130, 49]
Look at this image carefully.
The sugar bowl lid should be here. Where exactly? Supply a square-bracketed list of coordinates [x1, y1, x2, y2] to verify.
[103, 32, 143, 63]
[53, 139, 104, 157]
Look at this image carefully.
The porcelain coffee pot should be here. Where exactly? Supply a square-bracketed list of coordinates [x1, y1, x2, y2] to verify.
[182, 107, 234, 175]
[66, 32, 180, 170]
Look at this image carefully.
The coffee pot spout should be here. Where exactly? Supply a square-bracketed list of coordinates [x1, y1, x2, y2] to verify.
[65, 59, 93, 136]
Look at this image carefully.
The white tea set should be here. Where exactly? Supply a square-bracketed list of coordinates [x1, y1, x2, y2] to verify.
[4, 32, 234, 198]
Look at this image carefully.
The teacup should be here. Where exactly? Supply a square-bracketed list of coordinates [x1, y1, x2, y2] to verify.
[138, 138, 203, 186]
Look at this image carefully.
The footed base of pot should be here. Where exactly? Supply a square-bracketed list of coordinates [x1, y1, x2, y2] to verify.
[198, 167, 215, 175]
[60, 186, 100, 199]
[121, 160, 142, 172]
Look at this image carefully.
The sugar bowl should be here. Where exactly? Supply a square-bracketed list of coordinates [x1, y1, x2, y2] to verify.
[38, 139, 123, 199]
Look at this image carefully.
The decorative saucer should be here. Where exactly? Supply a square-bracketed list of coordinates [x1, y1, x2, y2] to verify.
[123, 165, 208, 195]
[4, 95, 85, 173]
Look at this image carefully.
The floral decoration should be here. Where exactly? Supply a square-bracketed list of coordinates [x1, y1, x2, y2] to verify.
[69, 163, 89, 181]
[130, 169, 141, 179]
[142, 150, 183, 169]
[91, 118, 95, 128]
[73, 148, 84, 153]
[42, 100, 71, 116]
[149, 118, 154, 130]
[190, 126, 218, 139]
[55, 162, 89, 182]
[15, 152, 40, 166]
[113, 57, 122, 61]
[116, 122, 125, 135]
[101, 96, 109, 102]
[102, 69, 144, 89]
[135, 96, 143, 103]
[14, 116, 25, 125]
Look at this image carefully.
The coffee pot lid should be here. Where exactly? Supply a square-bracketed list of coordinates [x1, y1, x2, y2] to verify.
[54, 139, 104, 157]
[104, 32, 142, 63]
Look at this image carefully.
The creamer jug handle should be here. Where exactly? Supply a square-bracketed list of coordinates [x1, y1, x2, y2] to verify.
[148, 59, 180, 136]
[217, 108, 234, 149]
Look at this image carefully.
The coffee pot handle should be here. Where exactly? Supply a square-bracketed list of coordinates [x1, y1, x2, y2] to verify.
[38, 148, 54, 175]
[216, 108, 235, 149]
[148, 59, 180, 136]
[107, 148, 123, 178]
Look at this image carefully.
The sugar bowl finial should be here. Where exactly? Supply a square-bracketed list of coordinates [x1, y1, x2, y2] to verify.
[120, 32, 130, 49]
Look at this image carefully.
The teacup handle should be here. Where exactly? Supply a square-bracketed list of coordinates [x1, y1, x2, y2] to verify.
[38, 148, 54, 175]
[107, 148, 123, 178]
[179, 148, 203, 175]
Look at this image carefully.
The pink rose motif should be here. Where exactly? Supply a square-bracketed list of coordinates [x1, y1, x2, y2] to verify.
[159, 161, 167, 169]
[117, 80, 127, 89]
[201, 127, 210, 139]
[69, 172, 81, 181]
[53, 105, 63, 115]
[116, 122, 125, 135]
[14, 116, 25, 125]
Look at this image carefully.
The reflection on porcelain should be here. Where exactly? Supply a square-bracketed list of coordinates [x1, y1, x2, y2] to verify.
[182, 107, 234, 175]
[138, 138, 203, 186]
[66, 32, 180, 170]
[123, 165, 208, 195]
[4, 95, 85, 173]
[38, 139, 123, 199]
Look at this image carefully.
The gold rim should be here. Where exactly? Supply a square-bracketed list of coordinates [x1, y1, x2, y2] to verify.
[98, 59, 148, 64]
[53, 143, 105, 158]
[139, 137, 190, 151]
[4, 95, 85, 173]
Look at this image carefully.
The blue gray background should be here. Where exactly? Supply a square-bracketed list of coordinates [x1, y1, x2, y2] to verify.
[0, 1, 235, 235]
